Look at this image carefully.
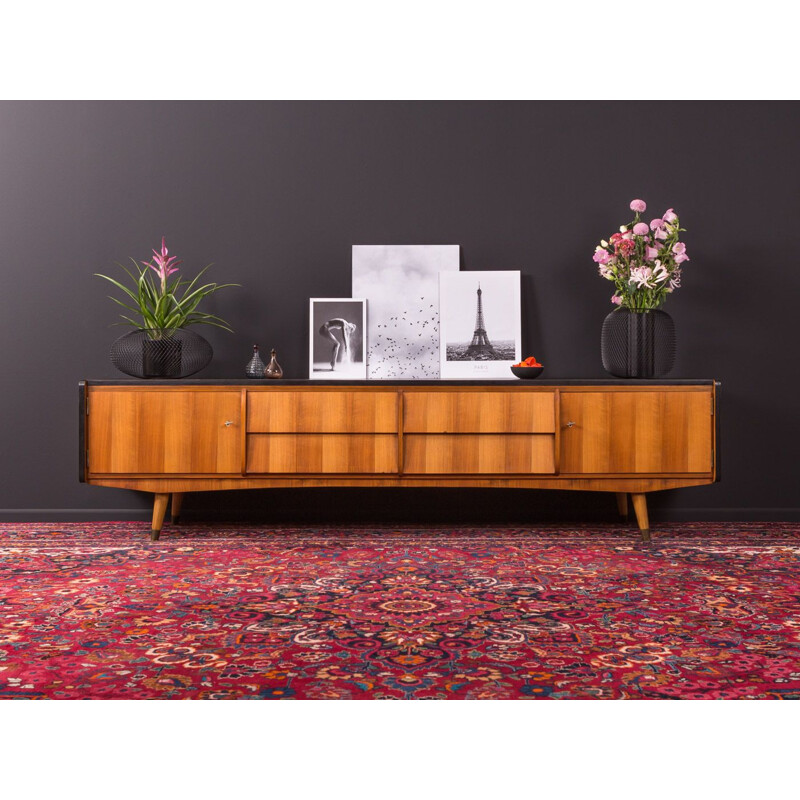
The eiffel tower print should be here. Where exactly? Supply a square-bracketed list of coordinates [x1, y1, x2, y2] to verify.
[466, 283, 497, 356]
[440, 271, 520, 377]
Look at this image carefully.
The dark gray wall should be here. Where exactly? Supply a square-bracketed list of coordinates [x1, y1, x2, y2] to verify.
[1, 101, 798, 523]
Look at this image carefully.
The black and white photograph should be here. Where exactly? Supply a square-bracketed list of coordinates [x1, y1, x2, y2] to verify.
[439, 271, 521, 379]
[309, 298, 367, 380]
[352, 244, 459, 379]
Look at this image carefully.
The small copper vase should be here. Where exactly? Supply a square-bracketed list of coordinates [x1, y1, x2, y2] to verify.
[264, 348, 283, 379]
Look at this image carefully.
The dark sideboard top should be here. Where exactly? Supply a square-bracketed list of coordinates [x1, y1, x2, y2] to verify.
[83, 378, 718, 387]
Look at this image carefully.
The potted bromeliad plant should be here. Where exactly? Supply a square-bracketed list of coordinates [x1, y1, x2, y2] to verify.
[593, 199, 690, 378]
[96, 237, 238, 378]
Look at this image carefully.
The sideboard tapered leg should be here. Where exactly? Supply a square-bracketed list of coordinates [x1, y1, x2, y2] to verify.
[615, 492, 629, 518]
[171, 492, 184, 524]
[151, 493, 169, 541]
[631, 493, 650, 542]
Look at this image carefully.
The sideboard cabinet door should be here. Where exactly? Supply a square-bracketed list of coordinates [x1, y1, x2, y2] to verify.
[560, 390, 713, 474]
[87, 390, 242, 474]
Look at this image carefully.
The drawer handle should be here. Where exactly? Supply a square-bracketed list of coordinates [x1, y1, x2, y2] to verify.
[224, 420, 234, 427]
[565, 421, 576, 428]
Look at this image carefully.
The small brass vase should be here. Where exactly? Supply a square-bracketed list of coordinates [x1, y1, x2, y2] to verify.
[264, 348, 283, 379]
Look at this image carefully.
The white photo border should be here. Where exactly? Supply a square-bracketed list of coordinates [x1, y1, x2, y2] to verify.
[309, 298, 368, 380]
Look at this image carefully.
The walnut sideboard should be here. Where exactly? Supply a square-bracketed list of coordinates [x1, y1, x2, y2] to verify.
[79, 379, 719, 541]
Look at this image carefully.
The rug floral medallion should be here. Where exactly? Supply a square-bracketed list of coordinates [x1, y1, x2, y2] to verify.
[1, 523, 799, 699]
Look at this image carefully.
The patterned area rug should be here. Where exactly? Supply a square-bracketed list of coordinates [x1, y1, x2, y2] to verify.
[1, 522, 799, 699]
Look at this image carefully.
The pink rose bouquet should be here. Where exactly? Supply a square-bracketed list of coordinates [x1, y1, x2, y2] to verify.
[593, 199, 689, 311]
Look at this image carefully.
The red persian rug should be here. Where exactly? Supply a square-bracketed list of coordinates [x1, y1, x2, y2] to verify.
[1, 522, 799, 699]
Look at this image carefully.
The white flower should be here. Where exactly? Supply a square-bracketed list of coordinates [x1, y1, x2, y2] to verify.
[652, 260, 669, 283]
[630, 266, 656, 288]
[598, 264, 614, 279]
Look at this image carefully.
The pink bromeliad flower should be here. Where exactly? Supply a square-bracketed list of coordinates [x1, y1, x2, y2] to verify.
[143, 236, 182, 291]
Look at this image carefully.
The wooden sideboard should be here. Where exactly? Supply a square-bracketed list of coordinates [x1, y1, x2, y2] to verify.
[79, 380, 719, 541]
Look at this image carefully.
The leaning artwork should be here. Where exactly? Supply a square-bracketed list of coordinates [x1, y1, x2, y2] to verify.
[439, 271, 521, 379]
[309, 298, 367, 380]
[352, 245, 460, 380]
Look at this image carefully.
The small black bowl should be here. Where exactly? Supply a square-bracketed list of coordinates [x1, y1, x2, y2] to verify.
[510, 365, 544, 379]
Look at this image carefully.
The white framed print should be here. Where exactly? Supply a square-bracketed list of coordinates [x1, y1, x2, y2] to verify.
[309, 298, 367, 380]
[439, 271, 521, 379]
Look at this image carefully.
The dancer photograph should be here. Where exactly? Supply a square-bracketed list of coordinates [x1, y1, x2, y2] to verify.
[319, 318, 357, 370]
[309, 298, 367, 379]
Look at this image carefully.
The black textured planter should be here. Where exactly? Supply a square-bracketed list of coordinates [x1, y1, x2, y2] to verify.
[142, 337, 182, 378]
[601, 308, 675, 378]
[110, 329, 213, 378]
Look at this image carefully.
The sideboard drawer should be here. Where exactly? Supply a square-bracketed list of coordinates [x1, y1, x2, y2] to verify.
[403, 391, 556, 433]
[403, 434, 556, 474]
[248, 391, 397, 433]
[247, 434, 398, 473]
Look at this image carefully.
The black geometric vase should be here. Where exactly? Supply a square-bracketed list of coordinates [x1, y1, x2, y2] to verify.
[110, 328, 213, 378]
[601, 308, 676, 378]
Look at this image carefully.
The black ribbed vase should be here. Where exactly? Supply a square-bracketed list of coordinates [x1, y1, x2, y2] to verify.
[601, 308, 676, 378]
[110, 328, 213, 378]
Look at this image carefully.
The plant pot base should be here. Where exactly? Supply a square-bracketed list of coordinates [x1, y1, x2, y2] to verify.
[110, 329, 213, 378]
